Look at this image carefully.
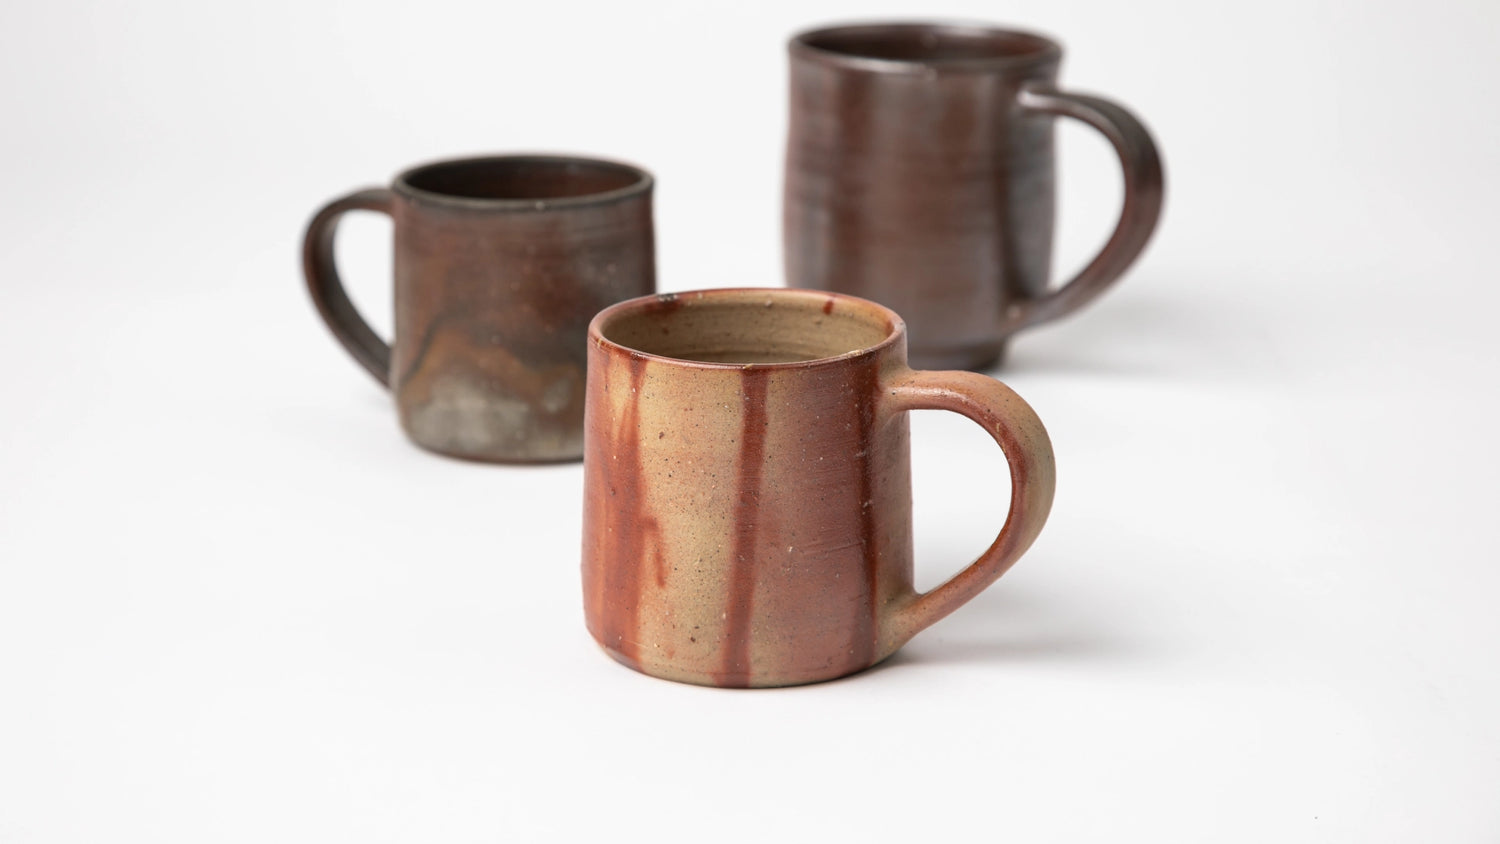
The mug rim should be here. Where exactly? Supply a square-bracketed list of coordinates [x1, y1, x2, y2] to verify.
[392, 154, 654, 211]
[789, 21, 1062, 74]
[590, 288, 906, 371]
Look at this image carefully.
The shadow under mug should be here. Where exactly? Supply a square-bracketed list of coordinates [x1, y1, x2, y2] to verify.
[784, 22, 1165, 371]
[581, 288, 1056, 687]
[302, 154, 656, 462]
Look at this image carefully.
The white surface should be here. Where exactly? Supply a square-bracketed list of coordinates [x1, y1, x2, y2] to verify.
[1, 0, 1497, 840]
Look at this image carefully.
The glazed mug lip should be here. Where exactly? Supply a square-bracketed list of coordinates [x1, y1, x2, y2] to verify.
[590, 288, 906, 371]
[392, 153, 654, 211]
[789, 21, 1062, 74]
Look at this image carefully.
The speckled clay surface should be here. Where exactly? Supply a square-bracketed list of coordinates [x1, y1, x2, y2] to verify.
[302, 155, 655, 462]
[581, 288, 1057, 688]
[784, 23, 1164, 371]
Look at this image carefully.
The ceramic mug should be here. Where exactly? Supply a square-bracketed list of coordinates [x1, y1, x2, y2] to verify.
[581, 288, 1056, 687]
[784, 22, 1165, 371]
[302, 154, 655, 462]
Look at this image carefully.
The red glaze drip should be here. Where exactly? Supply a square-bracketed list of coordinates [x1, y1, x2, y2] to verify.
[822, 298, 835, 315]
[717, 367, 770, 687]
[599, 353, 655, 666]
[651, 534, 667, 588]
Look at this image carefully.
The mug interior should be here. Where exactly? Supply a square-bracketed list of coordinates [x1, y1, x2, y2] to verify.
[797, 24, 1055, 63]
[598, 290, 897, 365]
[399, 156, 647, 201]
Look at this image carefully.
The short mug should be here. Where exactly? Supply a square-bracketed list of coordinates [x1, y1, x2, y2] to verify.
[784, 22, 1165, 370]
[302, 154, 655, 462]
[581, 288, 1056, 687]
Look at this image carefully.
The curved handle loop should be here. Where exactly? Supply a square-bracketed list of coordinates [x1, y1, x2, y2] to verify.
[301, 187, 396, 386]
[884, 368, 1056, 647]
[1003, 84, 1165, 334]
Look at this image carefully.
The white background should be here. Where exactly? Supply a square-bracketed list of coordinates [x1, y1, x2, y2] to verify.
[1, 0, 1497, 840]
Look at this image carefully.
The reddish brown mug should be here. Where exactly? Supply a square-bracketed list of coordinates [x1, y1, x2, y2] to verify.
[302, 155, 655, 462]
[581, 288, 1056, 687]
[784, 22, 1165, 371]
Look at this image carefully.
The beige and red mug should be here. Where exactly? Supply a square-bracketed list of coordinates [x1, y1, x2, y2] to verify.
[581, 288, 1056, 687]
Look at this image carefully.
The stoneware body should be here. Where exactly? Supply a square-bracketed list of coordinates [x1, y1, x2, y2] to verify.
[302, 155, 655, 462]
[784, 23, 1165, 371]
[581, 288, 1056, 688]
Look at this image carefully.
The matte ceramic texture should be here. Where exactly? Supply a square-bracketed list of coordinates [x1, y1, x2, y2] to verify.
[784, 22, 1165, 371]
[581, 288, 1056, 688]
[302, 155, 656, 462]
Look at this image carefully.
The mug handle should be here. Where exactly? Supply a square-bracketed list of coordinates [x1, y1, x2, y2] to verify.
[301, 187, 397, 386]
[1001, 84, 1165, 334]
[882, 368, 1057, 649]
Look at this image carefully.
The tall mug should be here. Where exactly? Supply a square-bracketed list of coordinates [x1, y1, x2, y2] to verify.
[784, 22, 1164, 370]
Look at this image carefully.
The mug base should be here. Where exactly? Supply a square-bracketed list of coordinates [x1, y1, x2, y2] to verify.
[407, 438, 583, 464]
[595, 641, 892, 689]
[398, 405, 584, 463]
[395, 368, 586, 463]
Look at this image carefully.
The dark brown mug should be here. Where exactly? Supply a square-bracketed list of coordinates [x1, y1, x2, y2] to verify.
[581, 288, 1056, 687]
[784, 23, 1165, 370]
[302, 155, 655, 462]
